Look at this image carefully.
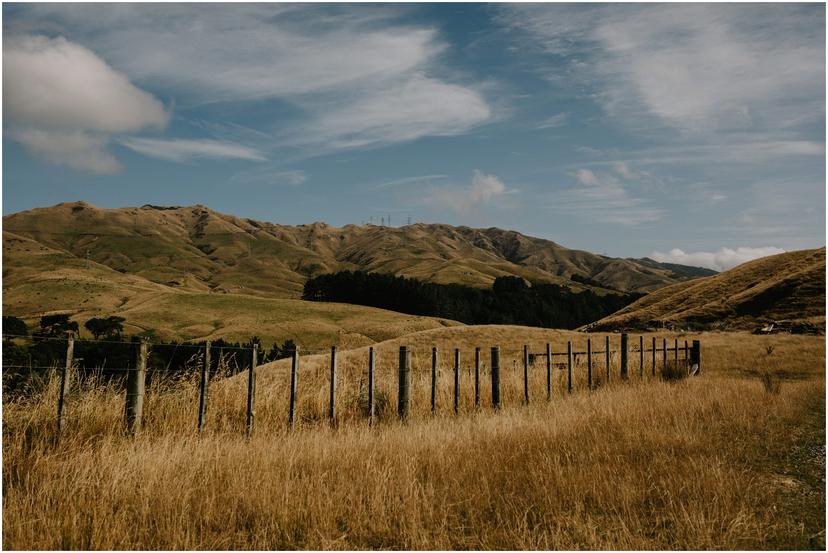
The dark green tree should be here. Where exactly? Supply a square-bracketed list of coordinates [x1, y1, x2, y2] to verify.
[2, 315, 28, 336]
[84, 316, 126, 340]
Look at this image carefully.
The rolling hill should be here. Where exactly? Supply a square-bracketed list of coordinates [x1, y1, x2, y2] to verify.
[586, 247, 826, 333]
[4, 201, 713, 298]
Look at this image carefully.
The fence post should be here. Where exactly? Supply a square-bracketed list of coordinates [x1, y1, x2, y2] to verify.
[198, 341, 210, 435]
[546, 343, 552, 401]
[491, 346, 501, 409]
[567, 341, 573, 394]
[398, 346, 411, 419]
[474, 347, 480, 408]
[289, 346, 299, 427]
[246, 343, 257, 438]
[652, 336, 656, 377]
[125, 338, 148, 437]
[587, 339, 593, 389]
[430, 347, 437, 414]
[620, 333, 628, 380]
[368, 347, 375, 424]
[524, 346, 532, 402]
[453, 348, 460, 415]
[662, 338, 667, 376]
[691, 340, 701, 374]
[329, 346, 337, 423]
[674, 338, 679, 370]
[605, 335, 610, 383]
[56, 332, 74, 440]
[639, 336, 644, 378]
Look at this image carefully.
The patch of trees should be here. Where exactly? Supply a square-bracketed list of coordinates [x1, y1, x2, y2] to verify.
[2, 314, 297, 398]
[303, 272, 643, 329]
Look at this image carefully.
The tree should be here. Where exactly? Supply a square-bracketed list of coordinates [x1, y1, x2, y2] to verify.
[38, 314, 78, 338]
[2, 315, 28, 337]
[84, 316, 126, 340]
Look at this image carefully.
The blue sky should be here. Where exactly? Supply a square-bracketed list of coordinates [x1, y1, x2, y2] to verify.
[3, 3, 825, 270]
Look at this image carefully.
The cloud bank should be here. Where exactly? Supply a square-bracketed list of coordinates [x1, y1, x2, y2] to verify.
[3, 34, 168, 173]
[649, 246, 786, 272]
[429, 170, 513, 213]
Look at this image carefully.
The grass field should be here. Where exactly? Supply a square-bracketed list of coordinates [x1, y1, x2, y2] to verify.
[3, 327, 824, 549]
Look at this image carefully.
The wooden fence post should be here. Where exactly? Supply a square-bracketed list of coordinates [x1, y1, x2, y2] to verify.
[125, 338, 148, 437]
[56, 332, 74, 440]
[691, 340, 701, 374]
[567, 341, 573, 394]
[651, 336, 656, 377]
[662, 338, 667, 376]
[546, 343, 552, 401]
[587, 338, 593, 389]
[605, 335, 611, 383]
[639, 336, 644, 378]
[198, 341, 210, 435]
[523, 345, 529, 405]
[453, 348, 460, 415]
[329, 346, 337, 423]
[474, 347, 481, 408]
[289, 346, 299, 427]
[620, 333, 628, 380]
[398, 346, 411, 419]
[430, 347, 437, 414]
[368, 347, 376, 423]
[491, 347, 501, 409]
[674, 339, 679, 371]
[246, 343, 257, 438]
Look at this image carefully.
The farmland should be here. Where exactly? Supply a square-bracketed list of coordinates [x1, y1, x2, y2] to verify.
[3, 327, 824, 549]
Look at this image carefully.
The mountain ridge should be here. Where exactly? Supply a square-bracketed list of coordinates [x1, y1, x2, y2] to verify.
[3, 201, 715, 299]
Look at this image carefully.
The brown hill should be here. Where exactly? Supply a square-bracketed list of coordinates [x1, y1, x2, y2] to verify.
[3, 201, 712, 299]
[587, 248, 826, 333]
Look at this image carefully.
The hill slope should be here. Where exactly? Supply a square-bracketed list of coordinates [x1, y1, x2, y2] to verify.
[587, 248, 826, 333]
[3, 201, 713, 299]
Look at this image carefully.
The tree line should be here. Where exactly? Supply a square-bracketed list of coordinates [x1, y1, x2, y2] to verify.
[302, 272, 642, 329]
[2, 315, 296, 398]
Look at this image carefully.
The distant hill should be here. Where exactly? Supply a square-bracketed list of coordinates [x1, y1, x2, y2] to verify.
[3, 201, 712, 299]
[586, 248, 826, 333]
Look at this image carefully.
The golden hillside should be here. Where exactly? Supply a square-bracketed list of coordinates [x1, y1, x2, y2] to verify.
[3, 201, 713, 299]
[588, 248, 826, 333]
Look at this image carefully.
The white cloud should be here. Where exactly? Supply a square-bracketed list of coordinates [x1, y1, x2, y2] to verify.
[503, 4, 824, 134]
[549, 168, 663, 225]
[293, 75, 490, 150]
[11, 4, 492, 154]
[536, 113, 567, 129]
[118, 137, 266, 162]
[428, 170, 513, 213]
[3, 34, 169, 173]
[9, 128, 121, 174]
[230, 169, 307, 186]
[650, 246, 786, 271]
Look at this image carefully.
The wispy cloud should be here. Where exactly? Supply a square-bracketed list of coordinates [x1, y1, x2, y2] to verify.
[12, 4, 492, 156]
[230, 168, 307, 186]
[502, 4, 824, 134]
[3, 34, 169, 173]
[650, 246, 785, 271]
[374, 174, 446, 189]
[428, 170, 515, 214]
[535, 112, 567, 129]
[119, 137, 266, 162]
[548, 167, 663, 226]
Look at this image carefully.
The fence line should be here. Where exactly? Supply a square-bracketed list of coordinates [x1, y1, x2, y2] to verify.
[26, 332, 700, 441]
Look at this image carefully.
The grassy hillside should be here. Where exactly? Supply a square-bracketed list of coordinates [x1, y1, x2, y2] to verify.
[3, 229, 459, 348]
[3, 201, 714, 300]
[4, 326, 824, 549]
[588, 248, 826, 333]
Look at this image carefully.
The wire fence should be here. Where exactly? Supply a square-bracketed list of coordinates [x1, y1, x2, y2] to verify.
[3, 331, 701, 441]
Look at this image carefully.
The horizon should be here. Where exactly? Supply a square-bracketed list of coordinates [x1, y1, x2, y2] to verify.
[3, 3, 825, 271]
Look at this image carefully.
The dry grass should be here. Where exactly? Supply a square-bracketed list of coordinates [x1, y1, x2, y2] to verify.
[3, 328, 825, 549]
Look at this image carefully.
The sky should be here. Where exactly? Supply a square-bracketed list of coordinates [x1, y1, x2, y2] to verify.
[2, 2, 825, 271]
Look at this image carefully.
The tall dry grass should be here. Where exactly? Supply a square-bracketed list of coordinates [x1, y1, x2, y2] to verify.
[3, 328, 825, 549]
